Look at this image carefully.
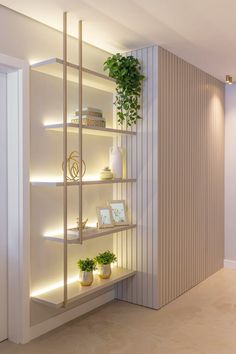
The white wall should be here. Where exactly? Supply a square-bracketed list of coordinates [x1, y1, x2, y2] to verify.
[0, 5, 109, 72]
[0, 5, 116, 342]
[225, 83, 236, 263]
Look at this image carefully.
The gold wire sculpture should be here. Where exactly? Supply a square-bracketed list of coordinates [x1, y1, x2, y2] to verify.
[62, 151, 86, 181]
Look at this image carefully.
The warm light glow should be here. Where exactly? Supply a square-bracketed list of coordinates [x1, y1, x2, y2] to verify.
[30, 176, 62, 183]
[43, 222, 97, 237]
[44, 120, 62, 126]
[83, 175, 100, 181]
[31, 263, 118, 297]
[29, 58, 42, 66]
[31, 275, 79, 297]
[30, 175, 100, 183]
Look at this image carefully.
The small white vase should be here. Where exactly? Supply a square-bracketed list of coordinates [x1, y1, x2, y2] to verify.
[109, 146, 123, 179]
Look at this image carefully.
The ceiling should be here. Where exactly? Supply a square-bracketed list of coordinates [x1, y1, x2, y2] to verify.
[1, 0, 235, 82]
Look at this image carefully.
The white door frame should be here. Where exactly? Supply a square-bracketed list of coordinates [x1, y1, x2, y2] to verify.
[0, 72, 7, 342]
[0, 53, 30, 344]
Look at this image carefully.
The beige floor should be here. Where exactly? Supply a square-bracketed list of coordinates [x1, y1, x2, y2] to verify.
[1, 268, 236, 354]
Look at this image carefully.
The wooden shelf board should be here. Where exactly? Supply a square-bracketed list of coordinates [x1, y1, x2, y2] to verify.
[31, 178, 136, 187]
[44, 224, 136, 244]
[31, 58, 116, 93]
[45, 123, 136, 137]
[31, 268, 136, 308]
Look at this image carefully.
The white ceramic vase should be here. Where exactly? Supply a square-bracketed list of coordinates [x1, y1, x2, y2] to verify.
[109, 146, 123, 179]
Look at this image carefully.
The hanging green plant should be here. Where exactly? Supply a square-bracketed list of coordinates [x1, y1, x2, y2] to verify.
[104, 53, 145, 127]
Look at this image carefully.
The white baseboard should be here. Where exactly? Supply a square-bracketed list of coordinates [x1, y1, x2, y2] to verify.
[224, 259, 236, 269]
[27, 290, 115, 344]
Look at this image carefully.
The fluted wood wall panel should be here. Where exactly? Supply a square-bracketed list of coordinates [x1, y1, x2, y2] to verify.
[158, 47, 225, 307]
[113, 45, 158, 309]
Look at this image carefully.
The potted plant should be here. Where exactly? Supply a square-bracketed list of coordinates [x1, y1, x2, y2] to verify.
[77, 258, 96, 286]
[95, 250, 117, 279]
[104, 53, 145, 127]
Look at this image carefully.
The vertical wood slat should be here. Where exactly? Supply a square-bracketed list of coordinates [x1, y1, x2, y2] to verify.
[115, 46, 158, 309]
[158, 47, 225, 307]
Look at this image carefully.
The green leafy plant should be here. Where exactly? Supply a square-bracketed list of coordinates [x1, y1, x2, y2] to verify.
[95, 250, 117, 265]
[104, 53, 145, 127]
[77, 258, 96, 272]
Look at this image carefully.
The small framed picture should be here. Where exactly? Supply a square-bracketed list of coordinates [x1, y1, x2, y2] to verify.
[108, 200, 129, 226]
[96, 207, 114, 228]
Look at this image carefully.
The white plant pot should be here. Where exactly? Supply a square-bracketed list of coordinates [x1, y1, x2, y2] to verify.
[97, 264, 111, 279]
[79, 270, 93, 286]
[109, 146, 123, 179]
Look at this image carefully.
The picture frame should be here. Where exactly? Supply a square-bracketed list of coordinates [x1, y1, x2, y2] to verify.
[107, 200, 129, 226]
[96, 206, 114, 228]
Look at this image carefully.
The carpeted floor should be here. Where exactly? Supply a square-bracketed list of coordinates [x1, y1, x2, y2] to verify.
[1, 268, 236, 354]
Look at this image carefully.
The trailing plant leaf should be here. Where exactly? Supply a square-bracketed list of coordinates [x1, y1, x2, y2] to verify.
[104, 53, 145, 127]
[95, 250, 117, 265]
[77, 258, 96, 272]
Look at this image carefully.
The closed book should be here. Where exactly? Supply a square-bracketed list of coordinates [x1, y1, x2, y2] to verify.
[71, 118, 106, 128]
[82, 114, 105, 120]
[75, 107, 103, 117]
[75, 111, 103, 118]
[83, 107, 102, 113]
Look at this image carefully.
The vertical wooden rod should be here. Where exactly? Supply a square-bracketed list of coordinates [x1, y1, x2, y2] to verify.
[79, 20, 83, 244]
[63, 11, 68, 307]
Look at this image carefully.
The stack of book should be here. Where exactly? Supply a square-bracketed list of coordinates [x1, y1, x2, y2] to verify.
[71, 107, 106, 128]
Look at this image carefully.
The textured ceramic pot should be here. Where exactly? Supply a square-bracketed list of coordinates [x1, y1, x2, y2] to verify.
[97, 264, 111, 279]
[99, 167, 113, 180]
[79, 271, 93, 286]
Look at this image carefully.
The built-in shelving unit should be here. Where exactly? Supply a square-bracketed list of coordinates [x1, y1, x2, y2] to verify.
[30, 14, 136, 310]
[31, 57, 116, 93]
[45, 123, 136, 137]
[31, 178, 136, 187]
[44, 224, 136, 243]
[31, 268, 136, 308]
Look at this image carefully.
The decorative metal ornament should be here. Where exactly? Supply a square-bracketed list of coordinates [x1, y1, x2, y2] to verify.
[62, 151, 86, 181]
[76, 218, 88, 230]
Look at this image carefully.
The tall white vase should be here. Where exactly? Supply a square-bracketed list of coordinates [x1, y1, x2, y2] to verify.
[109, 146, 123, 179]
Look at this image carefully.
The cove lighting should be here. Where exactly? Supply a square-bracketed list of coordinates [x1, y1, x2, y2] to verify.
[31, 264, 117, 297]
[43, 120, 62, 125]
[30, 175, 62, 183]
[30, 175, 100, 183]
[31, 275, 79, 297]
[43, 222, 97, 237]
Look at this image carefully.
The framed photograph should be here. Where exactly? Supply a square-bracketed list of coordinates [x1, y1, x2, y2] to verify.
[96, 207, 114, 228]
[108, 200, 129, 226]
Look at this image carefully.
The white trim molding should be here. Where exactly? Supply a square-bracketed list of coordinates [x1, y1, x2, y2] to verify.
[0, 72, 7, 342]
[29, 290, 115, 341]
[224, 259, 236, 269]
[0, 53, 30, 344]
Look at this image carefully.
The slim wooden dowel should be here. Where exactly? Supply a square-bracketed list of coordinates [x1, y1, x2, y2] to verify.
[78, 20, 83, 245]
[63, 11, 68, 308]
